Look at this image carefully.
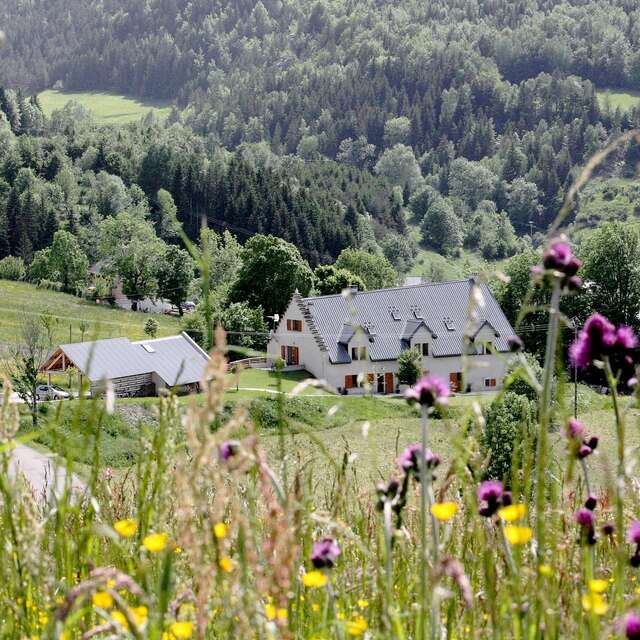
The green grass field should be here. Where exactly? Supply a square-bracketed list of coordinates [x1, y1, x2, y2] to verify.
[597, 88, 640, 112]
[0, 280, 181, 347]
[38, 89, 173, 124]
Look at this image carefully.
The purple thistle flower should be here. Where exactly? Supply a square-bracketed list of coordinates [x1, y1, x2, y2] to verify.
[570, 313, 617, 368]
[311, 537, 341, 569]
[575, 508, 596, 545]
[219, 440, 241, 461]
[543, 240, 573, 271]
[617, 325, 638, 351]
[628, 521, 640, 545]
[585, 495, 597, 511]
[478, 480, 504, 517]
[405, 374, 450, 408]
[566, 418, 585, 440]
[575, 508, 594, 528]
[623, 612, 640, 640]
[578, 444, 595, 459]
[396, 444, 441, 476]
[602, 523, 615, 536]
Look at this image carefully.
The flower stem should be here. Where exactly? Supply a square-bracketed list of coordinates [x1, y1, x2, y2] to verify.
[535, 281, 561, 554]
[534, 280, 561, 628]
[604, 357, 625, 613]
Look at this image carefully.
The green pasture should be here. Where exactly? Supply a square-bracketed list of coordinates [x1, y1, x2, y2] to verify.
[38, 89, 173, 124]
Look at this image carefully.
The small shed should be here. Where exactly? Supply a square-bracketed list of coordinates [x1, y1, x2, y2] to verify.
[41, 332, 210, 397]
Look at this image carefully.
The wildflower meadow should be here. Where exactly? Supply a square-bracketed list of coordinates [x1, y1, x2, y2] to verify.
[3, 135, 640, 639]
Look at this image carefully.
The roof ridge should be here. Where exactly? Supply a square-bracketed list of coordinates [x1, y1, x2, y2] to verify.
[303, 279, 473, 301]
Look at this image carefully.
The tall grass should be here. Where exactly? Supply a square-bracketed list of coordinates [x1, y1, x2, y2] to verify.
[2, 133, 640, 639]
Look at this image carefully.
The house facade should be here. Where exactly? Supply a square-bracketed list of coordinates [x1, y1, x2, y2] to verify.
[267, 280, 517, 394]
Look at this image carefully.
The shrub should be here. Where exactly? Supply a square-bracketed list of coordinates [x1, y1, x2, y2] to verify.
[397, 348, 422, 386]
[0, 255, 25, 281]
[504, 352, 543, 401]
[482, 391, 536, 483]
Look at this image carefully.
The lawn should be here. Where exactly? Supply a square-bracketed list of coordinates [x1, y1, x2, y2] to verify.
[0, 280, 182, 349]
[597, 88, 640, 112]
[38, 89, 173, 124]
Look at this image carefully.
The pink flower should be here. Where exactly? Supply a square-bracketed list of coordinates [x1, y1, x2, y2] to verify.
[311, 538, 341, 569]
[623, 612, 640, 639]
[396, 444, 441, 476]
[628, 521, 640, 545]
[405, 374, 450, 408]
[477, 480, 504, 517]
[570, 314, 617, 368]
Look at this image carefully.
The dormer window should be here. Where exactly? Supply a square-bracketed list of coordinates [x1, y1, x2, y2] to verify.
[415, 342, 429, 356]
[351, 346, 367, 361]
[389, 306, 401, 321]
[411, 305, 423, 319]
[443, 317, 456, 331]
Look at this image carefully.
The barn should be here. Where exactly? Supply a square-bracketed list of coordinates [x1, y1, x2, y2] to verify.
[41, 332, 210, 397]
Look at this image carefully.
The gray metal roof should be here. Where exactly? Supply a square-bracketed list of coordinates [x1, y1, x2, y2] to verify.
[59, 332, 209, 386]
[302, 280, 516, 364]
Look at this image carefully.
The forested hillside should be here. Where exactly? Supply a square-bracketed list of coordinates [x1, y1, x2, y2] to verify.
[1, 0, 640, 294]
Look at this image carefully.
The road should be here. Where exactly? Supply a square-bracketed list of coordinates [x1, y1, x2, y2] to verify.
[7, 444, 86, 501]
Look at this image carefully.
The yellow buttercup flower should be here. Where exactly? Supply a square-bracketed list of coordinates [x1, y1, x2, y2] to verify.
[312, 603, 321, 612]
[582, 592, 608, 615]
[214, 522, 228, 539]
[130, 605, 148, 626]
[219, 556, 234, 573]
[504, 525, 533, 545]
[170, 621, 194, 639]
[92, 591, 114, 609]
[538, 564, 552, 577]
[277, 608, 288, 620]
[588, 579, 609, 594]
[143, 533, 168, 553]
[114, 519, 138, 538]
[497, 504, 527, 522]
[430, 502, 458, 522]
[265, 604, 277, 621]
[112, 610, 129, 630]
[302, 570, 328, 588]
[346, 616, 368, 636]
[357, 599, 369, 609]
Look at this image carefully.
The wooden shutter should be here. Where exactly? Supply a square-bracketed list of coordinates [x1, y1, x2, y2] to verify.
[292, 346, 299, 366]
[367, 373, 375, 385]
[281, 346, 286, 361]
[286, 319, 292, 331]
[345, 375, 353, 389]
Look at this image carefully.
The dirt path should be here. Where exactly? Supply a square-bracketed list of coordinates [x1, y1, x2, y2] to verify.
[8, 443, 86, 501]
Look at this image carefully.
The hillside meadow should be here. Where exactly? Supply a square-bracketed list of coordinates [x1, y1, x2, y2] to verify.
[0, 280, 181, 348]
[38, 89, 173, 124]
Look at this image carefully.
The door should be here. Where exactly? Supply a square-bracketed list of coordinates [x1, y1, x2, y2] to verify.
[385, 372, 394, 394]
[377, 374, 385, 394]
[291, 346, 299, 366]
[449, 372, 462, 393]
[345, 375, 353, 390]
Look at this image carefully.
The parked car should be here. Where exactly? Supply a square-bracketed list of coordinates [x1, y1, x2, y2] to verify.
[36, 385, 71, 401]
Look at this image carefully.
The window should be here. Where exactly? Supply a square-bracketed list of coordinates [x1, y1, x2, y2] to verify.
[415, 342, 429, 356]
[281, 345, 299, 366]
[484, 378, 497, 388]
[286, 319, 302, 332]
[351, 346, 367, 361]
[345, 374, 364, 389]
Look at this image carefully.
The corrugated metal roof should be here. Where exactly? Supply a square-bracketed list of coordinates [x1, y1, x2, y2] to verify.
[302, 280, 516, 364]
[59, 332, 209, 385]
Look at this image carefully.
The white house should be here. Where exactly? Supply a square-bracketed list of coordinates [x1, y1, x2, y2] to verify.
[267, 279, 517, 394]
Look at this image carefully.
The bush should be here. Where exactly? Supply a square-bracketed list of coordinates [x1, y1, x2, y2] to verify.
[504, 352, 542, 401]
[482, 391, 537, 483]
[397, 348, 422, 386]
[36, 279, 63, 291]
[0, 255, 26, 281]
